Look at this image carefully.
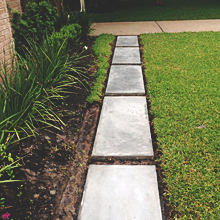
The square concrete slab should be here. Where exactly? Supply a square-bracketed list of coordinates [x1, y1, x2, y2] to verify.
[157, 19, 220, 33]
[78, 165, 162, 220]
[90, 21, 162, 36]
[92, 97, 154, 160]
[116, 36, 139, 47]
[112, 47, 141, 64]
[106, 65, 145, 95]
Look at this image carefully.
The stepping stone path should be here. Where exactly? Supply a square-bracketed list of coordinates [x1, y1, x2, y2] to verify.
[78, 36, 162, 220]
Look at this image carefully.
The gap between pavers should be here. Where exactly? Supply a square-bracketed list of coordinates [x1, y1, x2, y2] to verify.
[78, 165, 162, 220]
[92, 96, 154, 160]
[106, 65, 145, 96]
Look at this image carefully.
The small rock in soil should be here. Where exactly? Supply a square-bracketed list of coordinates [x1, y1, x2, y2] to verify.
[39, 185, 46, 190]
[43, 195, 48, 199]
[45, 135, 51, 140]
[34, 194, 39, 199]
[50, 190, 56, 195]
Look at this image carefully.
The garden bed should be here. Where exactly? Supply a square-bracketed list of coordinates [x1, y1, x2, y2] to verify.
[0, 35, 115, 220]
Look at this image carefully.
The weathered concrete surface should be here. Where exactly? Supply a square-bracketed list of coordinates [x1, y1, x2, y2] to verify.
[116, 36, 139, 47]
[90, 21, 162, 36]
[157, 19, 220, 33]
[78, 165, 162, 220]
[112, 47, 141, 64]
[106, 65, 145, 95]
[92, 97, 154, 160]
[90, 20, 220, 36]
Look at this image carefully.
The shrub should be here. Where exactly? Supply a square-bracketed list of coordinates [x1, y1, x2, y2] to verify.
[12, 1, 58, 54]
[50, 23, 82, 46]
[55, 10, 94, 37]
[55, 10, 77, 31]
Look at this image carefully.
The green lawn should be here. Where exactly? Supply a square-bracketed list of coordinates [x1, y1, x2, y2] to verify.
[93, 0, 220, 22]
[141, 32, 220, 219]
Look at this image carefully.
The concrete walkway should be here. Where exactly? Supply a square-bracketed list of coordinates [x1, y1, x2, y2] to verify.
[91, 19, 220, 35]
[78, 36, 162, 220]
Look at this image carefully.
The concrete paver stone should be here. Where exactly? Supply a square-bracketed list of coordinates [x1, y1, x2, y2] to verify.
[112, 47, 141, 64]
[78, 165, 162, 220]
[106, 65, 145, 95]
[92, 96, 154, 160]
[116, 36, 139, 47]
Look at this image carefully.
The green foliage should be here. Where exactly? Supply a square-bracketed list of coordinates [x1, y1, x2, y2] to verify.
[141, 32, 220, 219]
[10, 10, 21, 33]
[11, 1, 58, 54]
[0, 197, 5, 208]
[0, 33, 84, 145]
[0, 144, 13, 163]
[87, 34, 114, 103]
[55, 10, 94, 37]
[0, 33, 86, 184]
[50, 23, 82, 46]
[0, 143, 22, 184]
[55, 10, 78, 31]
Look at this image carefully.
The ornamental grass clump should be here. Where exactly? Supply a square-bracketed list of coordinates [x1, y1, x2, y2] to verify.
[0, 34, 84, 146]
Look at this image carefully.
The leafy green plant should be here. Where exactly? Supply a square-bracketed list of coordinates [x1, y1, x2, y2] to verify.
[0, 156, 22, 184]
[0, 33, 85, 145]
[50, 23, 82, 46]
[17, 184, 23, 197]
[55, 9, 76, 31]
[87, 34, 114, 103]
[0, 197, 5, 208]
[56, 10, 94, 37]
[11, 1, 58, 54]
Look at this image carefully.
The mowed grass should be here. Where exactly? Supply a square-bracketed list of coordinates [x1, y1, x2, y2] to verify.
[87, 34, 115, 103]
[93, 0, 220, 22]
[141, 32, 220, 219]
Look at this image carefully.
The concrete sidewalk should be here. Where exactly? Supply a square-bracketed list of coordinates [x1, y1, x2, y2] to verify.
[91, 19, 220, 36]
